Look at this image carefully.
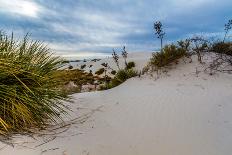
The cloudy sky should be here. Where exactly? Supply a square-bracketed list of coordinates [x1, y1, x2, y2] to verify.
[0, 0, 231, 58]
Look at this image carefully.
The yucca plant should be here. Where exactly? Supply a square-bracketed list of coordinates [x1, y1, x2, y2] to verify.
[0, 31, 68, 135]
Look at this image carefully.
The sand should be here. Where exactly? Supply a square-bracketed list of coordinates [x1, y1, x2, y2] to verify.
[1, 53, 232, 155]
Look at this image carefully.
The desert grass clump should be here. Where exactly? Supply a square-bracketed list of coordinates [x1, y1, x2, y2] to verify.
[0, 32, 68, 134]
[126, 61, 135, 70]
[112, 69, 137, 84]
[95, 68, 105, 75]
[211, 42, 232, 56]
[150, 44, 188, 69]
[81, 64, 86, 69]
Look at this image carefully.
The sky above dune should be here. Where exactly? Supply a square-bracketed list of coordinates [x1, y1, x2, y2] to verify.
[0, 0, 231, 58]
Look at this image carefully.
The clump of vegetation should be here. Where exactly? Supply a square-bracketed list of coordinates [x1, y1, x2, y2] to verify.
[54, 69, 98, 93]
[154, 21, 165, 51]
[0, 32, 68, 134]
[211, 42, 232, 56]
[150, 44, 189, 69]
[81, 64, 86, 69]
[190, 37, 209, 63]
[122, 46, 128, 67]
[126, 61, 135, 70]
[112, 49, 120, 70]
[95, 68, 105, 75]
[111, 70, 117, 75]
[68, 65, 73, 70]
[223, 19, 232, 42]
[107, 69, 137, 88]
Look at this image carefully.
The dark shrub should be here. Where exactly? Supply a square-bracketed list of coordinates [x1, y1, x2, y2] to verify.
[126, 61, 135, 70]
[111, 70, 117, 75]
[211, 42, 232, 56]
[68, 65, 73, 70]
[95, 68, 105, 75]
[81, 64, 86, 69]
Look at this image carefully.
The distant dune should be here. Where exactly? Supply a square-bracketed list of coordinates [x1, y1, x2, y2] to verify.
[1, 52, 232, 155]
[67, 51, 152, 75]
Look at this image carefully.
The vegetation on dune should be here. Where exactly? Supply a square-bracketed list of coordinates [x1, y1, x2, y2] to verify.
[126, 61, 135, 70]
[100, 47, 137, 90]
[0, 32, 68, 134]
[95, 68, 105, 75]
[154, 21, 165, 52]
[149, 43, 190, 69]
[1, 17, 231, 135]
[147, 19, 232, 74]
[54, 69, 98, 94]
[112, 49, 120, 70]
[121, 46, 128, 67]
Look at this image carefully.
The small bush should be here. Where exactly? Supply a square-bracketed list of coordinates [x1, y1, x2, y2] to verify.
[126, 68, 138, 78]
[211, 42, 232, 56]
[114, 69, 137, 83]
[126, 61, 135, 70]
[95, 68, 105, 75]
[68, 65, 73, 70]
[111, 70, 117, 75]
[81, 64, 86, 69]
[115, 69, 129, 82]
[150, 44, 188, 68]
[99, 68, 137, 90]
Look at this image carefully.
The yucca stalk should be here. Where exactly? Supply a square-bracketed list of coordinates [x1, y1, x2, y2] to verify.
[0, 31, 68, 135]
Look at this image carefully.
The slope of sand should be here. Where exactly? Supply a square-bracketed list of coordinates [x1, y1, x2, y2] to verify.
[1, 54, 232, 155]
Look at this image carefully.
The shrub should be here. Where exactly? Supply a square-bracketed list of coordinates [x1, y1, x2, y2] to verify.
[126, 68, 138, 78]
[68, 65, 73, 70]
[121, 46, 128, 67]
[0, 32, 68, 134]
[150, 44, 188, 68]
[211, 42, 232, 56]
[81, 64, 86, 69]
[190, 37, 209, 63]
[114, 69, 137, 83]
[115, 69, 128, 82]
[112, 49, 120, 70]
[101, 63, 108, 67]
[95, 68, 105, 75]
[154, 21, 165, 51]
[111, 70, 117, 75]
[126, 61, 135, 70]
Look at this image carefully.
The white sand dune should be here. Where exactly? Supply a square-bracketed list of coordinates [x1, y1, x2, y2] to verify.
[1, 53, 232, 155]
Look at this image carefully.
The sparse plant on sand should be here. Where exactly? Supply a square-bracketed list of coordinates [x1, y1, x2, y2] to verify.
[95, 68, 105, 75]
[81, 64, 86, 69]
[112, 49, 120, 70]
[68, 65, 73, 70]
[111, 70, 117, 75]
[154, 21, 165, 52]
[150, 44, 189, 69]
[190, 36, 209, 63]
[0, 31, 68, 134]
[126, 61, 135, 70]
[223, 19, 232, 42]
[122, 46, 128, 67]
